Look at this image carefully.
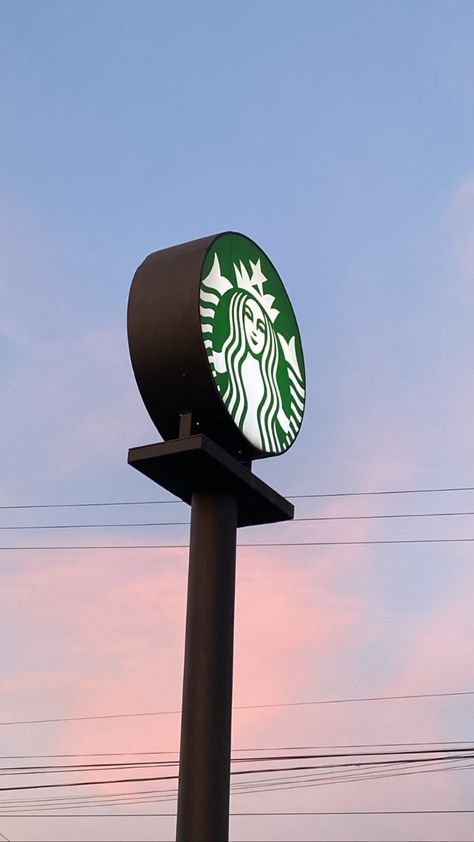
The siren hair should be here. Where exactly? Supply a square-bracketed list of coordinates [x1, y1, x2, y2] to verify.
[221, 290, 285, 453]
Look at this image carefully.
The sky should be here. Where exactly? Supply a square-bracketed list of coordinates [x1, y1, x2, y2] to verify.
[1, 1, 474, 840]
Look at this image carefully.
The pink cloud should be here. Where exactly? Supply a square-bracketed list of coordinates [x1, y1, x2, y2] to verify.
[1, 545, 367, 751]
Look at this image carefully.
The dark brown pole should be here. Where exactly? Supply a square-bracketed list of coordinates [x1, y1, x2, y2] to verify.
[176, 490, 238, 842]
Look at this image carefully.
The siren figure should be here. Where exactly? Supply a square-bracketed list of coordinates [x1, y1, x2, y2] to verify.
[200, 252, 305, 454]
[219, 289, 289, 452]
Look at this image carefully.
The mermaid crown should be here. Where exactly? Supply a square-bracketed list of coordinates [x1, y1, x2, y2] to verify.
[233, 259, 280, 324]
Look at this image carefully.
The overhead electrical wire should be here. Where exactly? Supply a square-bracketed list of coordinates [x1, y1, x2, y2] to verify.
[0, 809, 474, 816]
[0, 758, 472, 814]
[232, 689, 474, 708]
[3, 537, 474, 550]
[4, 510, 474, 530]
[2, 759, 473, 814]
[239, 754, 474, 795]
[2, 739, 474, 760]
[1, 761, 473, 814]
[6, 762, 474, 804]
[234, 739, 474, 751]
[230, 760, 474, 800]
[290, 487, 474, 498]
[2, 746, 474, 775]
[0, 772, 438, 807]
[294, 510, 474, 521]
[0, 809, 473, 818]
[1, 755, 473, 816]
[1, 688, 473, 727]
[1, 484, 474, 511]
[0, 752, 473, 793]
[231, 756, 474, 786]
[3, 769, 474, 811]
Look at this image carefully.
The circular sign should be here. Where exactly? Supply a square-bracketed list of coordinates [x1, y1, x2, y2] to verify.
[199, 233, 305, 455]
[128, 231, 305, 462]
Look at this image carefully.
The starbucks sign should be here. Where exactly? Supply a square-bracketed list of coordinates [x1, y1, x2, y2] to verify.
[200, 233, 305, 455]
[128, 232, 305, 462]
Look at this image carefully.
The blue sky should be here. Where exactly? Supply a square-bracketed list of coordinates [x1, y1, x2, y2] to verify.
[1, 2, 474, 841]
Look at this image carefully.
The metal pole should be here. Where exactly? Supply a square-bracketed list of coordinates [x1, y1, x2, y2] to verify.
[176, 490, 238, 842]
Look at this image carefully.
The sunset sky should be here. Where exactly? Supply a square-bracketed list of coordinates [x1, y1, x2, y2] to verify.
[1, 1, 474, 840]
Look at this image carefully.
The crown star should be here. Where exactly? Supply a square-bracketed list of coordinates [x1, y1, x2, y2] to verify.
[233, 258, 280, 323]
[248, 259, 266, 297]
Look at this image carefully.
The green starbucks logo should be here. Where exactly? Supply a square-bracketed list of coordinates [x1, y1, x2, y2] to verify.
[199, 232, 305, 455]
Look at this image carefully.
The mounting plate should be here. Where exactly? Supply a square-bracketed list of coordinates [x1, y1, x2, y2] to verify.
[128, 435, 294, 528]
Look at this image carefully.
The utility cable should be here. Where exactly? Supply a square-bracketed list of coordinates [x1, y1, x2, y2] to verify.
[2, 747, 474, 774]
[2, 739, 474, 760]
[6, 754, 473, 779]
[5, 510, 474, 530]
[1, 759, 472, 812]
[0, 809, 473, 818]
[0, 753, 472, 793]
[3, 537, 474, 550]
[1, 689, 473, 727]
[291, 487, 474, 499]
[2, 485, 474, 510]
[231, 760, 474, 799]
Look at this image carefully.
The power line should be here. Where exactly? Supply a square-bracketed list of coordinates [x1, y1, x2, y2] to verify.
[0, 774, 178, 793]
[2, 739, 473, 759]
[0, 809, 473, 816]
[3, 747, 474, 776]
[8, 536, 474, 551]
[0, 522, 191, 531]
[4, 746, 474, 769]
[237, 809, 474, 814]
[2, 764, 472, 814]
[0, 761, 460, 799]
[1, 754, 473, 793]
[4, 510, 474, 531]
[235, 748, 474, 762]
[233, 739, 474, 751]
[0, 501, 179, 511]
[295, 511, 474, 521]
[235, 689, 474, 709]
[1, 485, 474, 511]
[223, 763, 474, 805]
[291, 487, 474, 498]
[231, 761, 474, 801]
[3, 537, 474, 550]
[1, 689, 472, 726]
[0, 751, 180, 760]
[1, 758, 472, 812]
